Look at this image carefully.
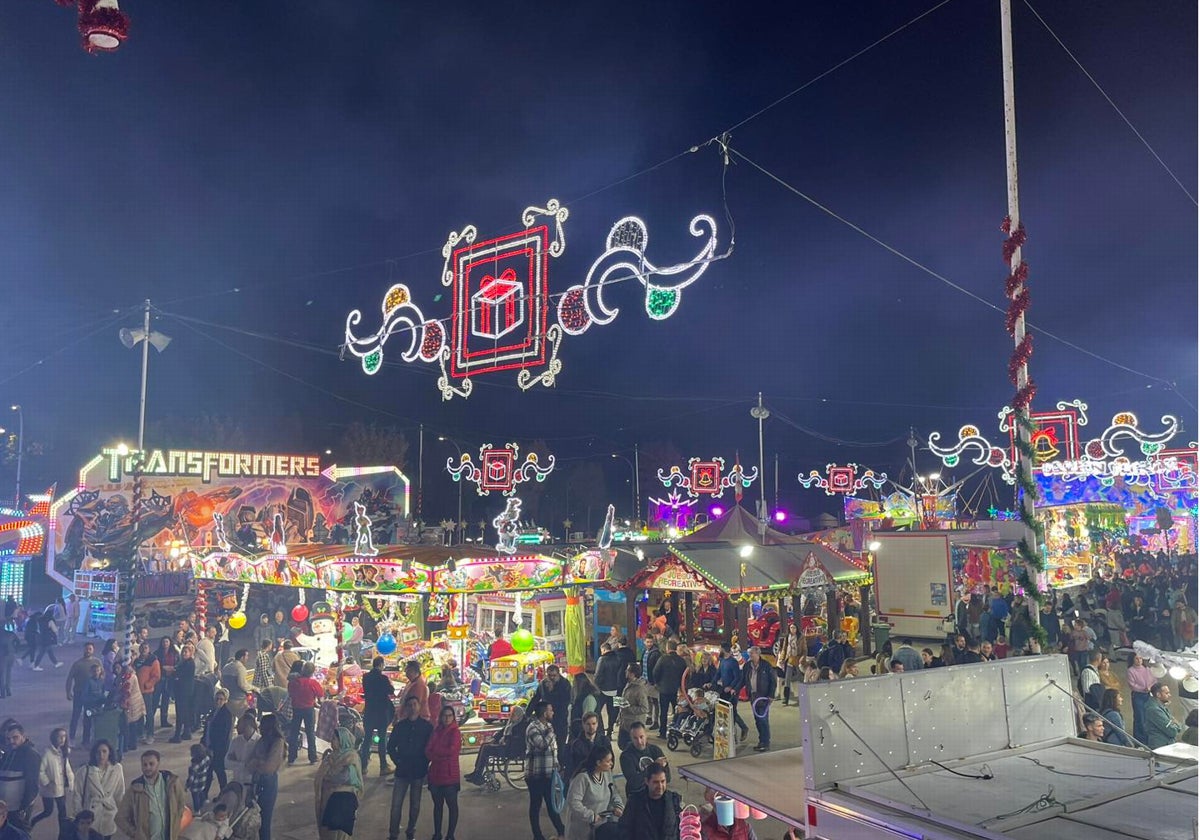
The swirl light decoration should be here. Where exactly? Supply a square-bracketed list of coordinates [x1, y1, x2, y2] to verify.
[446, 443, 555, 497]
[657, 457, 757, 500]
[344, 200, 720, 400]
[796, 464, 888, 496]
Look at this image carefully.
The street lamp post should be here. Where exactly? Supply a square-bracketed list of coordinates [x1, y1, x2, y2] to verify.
[439, 436, 464, 545]
[9, 406, 22, 509]
[118, 301, 170, 664]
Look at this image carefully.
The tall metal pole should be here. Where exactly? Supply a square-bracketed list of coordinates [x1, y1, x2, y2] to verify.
[773, 452, 779, 510]
[750, 393, 771, 540]
[1000, 0, 1041, 607]
[417, 423, 424, 521]
[633, 443, 641, 524]
[11, 406, 22, 508]
[138, 300, 150, 451]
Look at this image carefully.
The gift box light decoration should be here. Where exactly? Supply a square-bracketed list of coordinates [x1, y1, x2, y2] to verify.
[797, 463, 887, 496]
[657, 457, 757, 500]
[447, 443, 555, 496]
[343, 199, 720, 400]
[929, 399, 1182, 487]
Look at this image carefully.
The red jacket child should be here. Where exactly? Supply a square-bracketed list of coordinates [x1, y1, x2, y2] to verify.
[424, 718, 462, 787]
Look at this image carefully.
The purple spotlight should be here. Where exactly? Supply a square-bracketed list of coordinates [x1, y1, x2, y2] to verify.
[710, 505, 725, 518]
[773, 509, 788, 523]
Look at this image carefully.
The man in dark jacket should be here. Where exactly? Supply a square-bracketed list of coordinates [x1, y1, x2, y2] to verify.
[619, 763, 681, 840]
[386, 695, 433, 840]
[532, 663, 572, 753]
[361, 656, 395, 774]
[652, 642, 687, 739]
[741, 646, 778, 752]
[0, 724, 39, 829]
[564, 712, 609, 779]
[168, 643, 197, 742]
[819, 632, 854, 675]
[619, 722, 669, 799]
[715, 644, 748, 743]
[593, 643, 623, 738]
[613, 637, 638, 692]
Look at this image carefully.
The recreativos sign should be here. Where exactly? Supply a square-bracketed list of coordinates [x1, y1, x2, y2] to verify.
[1040, 455, 1178, 482]
[796, 552, 834, 589]
[647, 560, 711, 592]
[101, 448, 322, 484]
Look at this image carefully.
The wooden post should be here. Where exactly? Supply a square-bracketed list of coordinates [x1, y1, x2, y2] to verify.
[722, 594, 735, 642]
[736, 599, 749, 650]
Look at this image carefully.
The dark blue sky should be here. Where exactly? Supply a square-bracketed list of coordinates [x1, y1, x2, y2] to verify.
[1, 0, 1195, 521]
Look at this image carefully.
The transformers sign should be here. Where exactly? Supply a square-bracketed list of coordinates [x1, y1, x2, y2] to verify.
[343, 199, 719, 399]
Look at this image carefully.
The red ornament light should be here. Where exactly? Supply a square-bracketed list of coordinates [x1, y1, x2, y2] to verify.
[291, 604, 310, 623]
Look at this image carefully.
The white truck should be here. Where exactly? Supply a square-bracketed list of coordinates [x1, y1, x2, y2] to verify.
[871, 529, 1007, 642]
[680, 654, 1197, 839]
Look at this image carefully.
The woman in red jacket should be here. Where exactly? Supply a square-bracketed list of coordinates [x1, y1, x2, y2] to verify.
[425, 705, 462, 840]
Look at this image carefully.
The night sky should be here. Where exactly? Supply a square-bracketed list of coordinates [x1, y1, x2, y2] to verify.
[1, 1, 1195, 526]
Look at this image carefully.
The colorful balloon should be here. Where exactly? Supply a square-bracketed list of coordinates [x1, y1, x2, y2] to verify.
[510, 628, 535, 653]
[228, 612, 246, 630]
[376, 633, 397, 655]
[291, 604, 309, 623]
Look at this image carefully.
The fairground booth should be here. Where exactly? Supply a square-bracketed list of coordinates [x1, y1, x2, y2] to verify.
[930, 401, 1198, 589]
[619, 505, 873, 658]
[0, 494, 50, 603]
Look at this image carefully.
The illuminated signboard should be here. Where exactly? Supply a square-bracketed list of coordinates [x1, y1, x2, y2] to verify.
[102, 447, 321, 484]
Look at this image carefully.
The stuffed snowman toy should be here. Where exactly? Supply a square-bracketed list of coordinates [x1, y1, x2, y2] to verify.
[297, 601, 339, 667]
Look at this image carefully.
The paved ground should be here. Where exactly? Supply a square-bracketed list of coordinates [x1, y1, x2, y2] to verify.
[8, 641, 1189, 839]
[9, 640, 802, 839]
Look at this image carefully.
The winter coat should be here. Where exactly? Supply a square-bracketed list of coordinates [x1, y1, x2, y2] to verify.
[0, 739, 41, 811]
[613, 645, 637, 692]
[73, 762, 126, 836]
[116, 770, 188, 840]
[651, 653, 687, 700]
[362, 669, 395, 727]
[618, 788, 681, 840]
[564, 769, 623, 840]
[37, 744, 75, 798]
[386, 717, 433, 780]
[121, 672, 147, 722]
[593, 651, 623, 693]
[740, 660, 777, 701]
[135, 657, 162, 694]
[617, 678, 650, 733]
[424, 722, 461, 787]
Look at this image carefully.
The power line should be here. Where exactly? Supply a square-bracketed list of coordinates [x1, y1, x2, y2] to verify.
[1022, 0, 1197, 207]
[726, 145, 1182, 388]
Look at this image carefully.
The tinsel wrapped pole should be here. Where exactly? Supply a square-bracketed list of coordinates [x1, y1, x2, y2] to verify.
[1000, 0, 1045, 621]
[121, 451, 144, 665]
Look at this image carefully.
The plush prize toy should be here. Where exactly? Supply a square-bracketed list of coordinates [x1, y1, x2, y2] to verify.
[296, 601, 339, 667]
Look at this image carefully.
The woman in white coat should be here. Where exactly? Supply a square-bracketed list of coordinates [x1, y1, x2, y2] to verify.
[73, 739, 126, 839]
[31, 727, 74, 829]
[565, 742, 624, 840]
[225, 712, 260, 785]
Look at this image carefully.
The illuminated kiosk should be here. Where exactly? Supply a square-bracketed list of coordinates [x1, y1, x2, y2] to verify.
[622, 506, 871, 653]
[929, 404, 1198, 588]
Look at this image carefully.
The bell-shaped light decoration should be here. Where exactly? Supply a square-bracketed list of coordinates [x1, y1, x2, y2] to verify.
[79, 0, 130, 54]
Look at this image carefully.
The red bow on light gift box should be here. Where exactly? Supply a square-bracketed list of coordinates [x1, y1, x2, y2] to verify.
[53, 0, 130, 53]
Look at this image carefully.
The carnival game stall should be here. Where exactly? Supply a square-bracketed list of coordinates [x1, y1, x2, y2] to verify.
[191, 536, 613, 743]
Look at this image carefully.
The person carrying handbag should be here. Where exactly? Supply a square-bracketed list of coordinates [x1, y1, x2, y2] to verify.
[564, 742, 623, 840]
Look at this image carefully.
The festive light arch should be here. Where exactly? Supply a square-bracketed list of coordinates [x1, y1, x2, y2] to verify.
[446, 443, 555, 497]
[344, 200, 720, 400]
[657, 457, 757, 500]
[797, 464, 887, 496]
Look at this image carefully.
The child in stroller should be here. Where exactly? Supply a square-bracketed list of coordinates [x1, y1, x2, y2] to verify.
[666, 688, 718, 757]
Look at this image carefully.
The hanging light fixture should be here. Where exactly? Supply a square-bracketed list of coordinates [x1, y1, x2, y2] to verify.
[77, 0, 130, 53]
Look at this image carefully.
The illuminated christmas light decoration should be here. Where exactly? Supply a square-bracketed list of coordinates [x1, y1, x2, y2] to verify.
[352, 501, 379, 557]
[446, 443, 556, 496]
[1154, 443, 1198, 494]
[493, 497, 523, 555]
[657, 457, 758, 500]
[930, 401, 1182, 487]
[796, 464, 887, 496]
[344, 200, 721, 400]
[648, 490, 694, 528]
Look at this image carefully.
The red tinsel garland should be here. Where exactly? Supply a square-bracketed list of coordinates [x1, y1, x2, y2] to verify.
[50, 0, 129, 54]
[1002, 217, 1034, 411]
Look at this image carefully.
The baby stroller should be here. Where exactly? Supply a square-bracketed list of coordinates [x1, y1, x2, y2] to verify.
[666, 689, 718, 758]
[205, 781, 261, 840]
